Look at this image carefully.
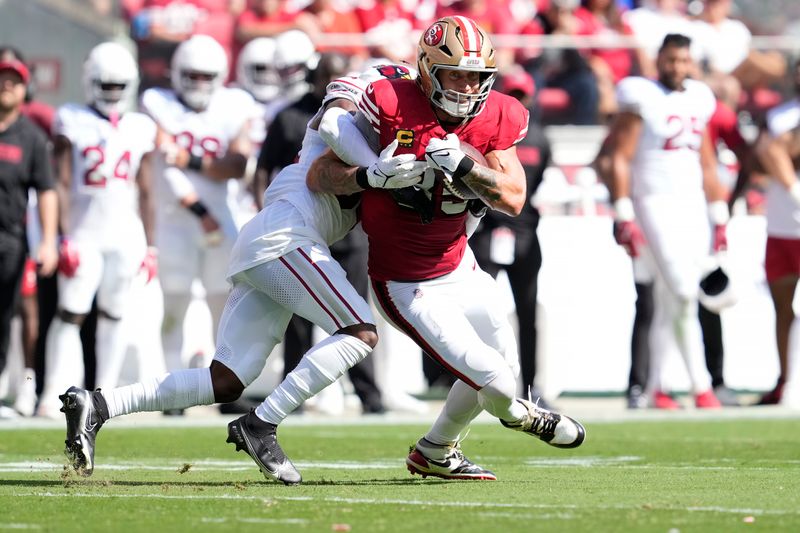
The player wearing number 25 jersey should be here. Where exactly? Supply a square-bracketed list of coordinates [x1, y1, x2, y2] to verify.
[37, 42, 158, 416]
[607, 34, 728, 410]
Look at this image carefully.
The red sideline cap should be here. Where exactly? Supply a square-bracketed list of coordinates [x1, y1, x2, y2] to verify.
[500, 68, 535, 97]
[0, 59, 31, 84]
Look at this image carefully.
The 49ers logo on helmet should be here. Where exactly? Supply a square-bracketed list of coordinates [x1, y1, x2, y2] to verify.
[424, 23, 445, 46]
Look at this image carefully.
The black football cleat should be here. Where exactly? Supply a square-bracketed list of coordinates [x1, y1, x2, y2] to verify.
[406, 443, 496, 480]
[501, 398, 586, 449]
[227, 410, 302, 486]
[59, 386, 108, 477]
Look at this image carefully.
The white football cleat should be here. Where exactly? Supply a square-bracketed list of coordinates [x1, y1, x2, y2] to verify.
[501, 398, 586, 448]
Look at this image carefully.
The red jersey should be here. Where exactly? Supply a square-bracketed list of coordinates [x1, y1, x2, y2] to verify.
[358, 78, 528, 281]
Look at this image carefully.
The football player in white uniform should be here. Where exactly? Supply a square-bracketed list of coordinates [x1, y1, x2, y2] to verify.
[59, 65, 424, 481]
[754, 59, 800, 407]
[37, 42, 158, 416]
[606, 34, 729, 409]
[140, 35, 255, 376]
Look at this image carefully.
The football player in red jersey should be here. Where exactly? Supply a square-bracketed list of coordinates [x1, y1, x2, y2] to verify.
[308, 16, 586, 480]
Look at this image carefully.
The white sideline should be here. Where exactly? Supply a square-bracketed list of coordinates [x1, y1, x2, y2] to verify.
[10, 492, 800, 516]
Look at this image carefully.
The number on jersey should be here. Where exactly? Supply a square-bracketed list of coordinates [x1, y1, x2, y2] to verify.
[663, 115, 703, 151]
[82, 146, 132, 187]
[174, 131, 222, 158]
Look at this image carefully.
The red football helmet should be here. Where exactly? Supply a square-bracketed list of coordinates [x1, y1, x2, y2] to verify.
[417, 16, 498, 119]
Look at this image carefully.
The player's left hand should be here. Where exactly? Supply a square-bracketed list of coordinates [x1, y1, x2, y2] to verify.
[424, 133, 471, 180]
[713, 224, 727, 252]
[140, 247, 158, 284]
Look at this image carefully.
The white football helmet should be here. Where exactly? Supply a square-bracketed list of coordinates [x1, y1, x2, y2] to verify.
[82, 42, 138, 117]
[698, 255, 738, 313]
[236, 37, 280, 103]
[274, 30, 317, 102]
[171, 35, 228, 110]
[417, 16, 497, 118]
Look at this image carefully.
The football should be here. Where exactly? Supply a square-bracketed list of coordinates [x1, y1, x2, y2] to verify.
[439, 142, 487, 200]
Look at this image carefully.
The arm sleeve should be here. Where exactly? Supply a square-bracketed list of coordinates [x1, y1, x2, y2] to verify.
[766, 103, 800, 138]
[318, 107, 379, 167]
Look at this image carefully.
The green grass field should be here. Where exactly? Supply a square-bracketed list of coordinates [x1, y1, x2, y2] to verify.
[1, 416, 799, 532]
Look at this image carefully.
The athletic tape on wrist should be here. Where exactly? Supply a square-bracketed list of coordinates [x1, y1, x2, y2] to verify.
[356, 167, 372, 189]
[187, 201, 209, 218]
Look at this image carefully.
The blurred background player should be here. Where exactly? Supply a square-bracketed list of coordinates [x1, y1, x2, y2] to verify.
[37, 42, 158, 417]
[0, 56, 58, 418]
[470, 66, 553, 407]
[753, 59, 800, 407]
[606, 33, 728, 409]
[141, 35, 254, 391]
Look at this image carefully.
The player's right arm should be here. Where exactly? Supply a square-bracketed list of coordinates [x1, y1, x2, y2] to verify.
[755, 126, 800, 205]
[606, 109, 644, 257]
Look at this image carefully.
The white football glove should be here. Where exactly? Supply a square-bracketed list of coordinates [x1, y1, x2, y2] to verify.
[424, 133, 471, 180]
[361, 140, 427, 189]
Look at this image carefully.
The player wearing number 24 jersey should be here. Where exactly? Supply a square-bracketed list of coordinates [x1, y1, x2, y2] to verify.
[37, 42, 158, 416]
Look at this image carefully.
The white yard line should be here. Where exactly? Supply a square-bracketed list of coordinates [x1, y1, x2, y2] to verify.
[9, 492, 800, 516]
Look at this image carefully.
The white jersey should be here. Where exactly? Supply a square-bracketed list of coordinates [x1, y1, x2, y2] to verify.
[227, 74, 375, 277]
[765, 98, 800, 238]
[54, 104, 156, 245]
[141, 86, 255, 232]
[616, 77, 716, 198]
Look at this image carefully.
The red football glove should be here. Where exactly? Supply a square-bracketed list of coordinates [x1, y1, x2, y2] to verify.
[57, 238, 80, 277]
[140, 247, 158, 284]
[713, 224, 727, 252]
[614, 220, 645, 258]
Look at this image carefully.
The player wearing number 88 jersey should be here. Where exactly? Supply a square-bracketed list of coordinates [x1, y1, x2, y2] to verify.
[37, 42, 158, 417]
[139, 35, 256, 378]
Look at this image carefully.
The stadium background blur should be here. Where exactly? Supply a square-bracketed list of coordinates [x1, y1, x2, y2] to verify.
[1, 0, 799, 415]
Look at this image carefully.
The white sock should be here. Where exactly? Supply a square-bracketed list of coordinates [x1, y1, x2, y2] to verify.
[102, 367, 214, 418]
[256, 334, 372, 424]
[39, 318, 84, 411]
[477, 368, 528, 422]
[94, 317, 127, 390]
[422, 380, 483, 450]
[673, 299, 712, 394]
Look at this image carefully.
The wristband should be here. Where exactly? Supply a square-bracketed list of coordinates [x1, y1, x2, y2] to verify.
[355, 167, 372, 190]
[452, 156, 475, 180]
[187, 201, 209, 218]
[708, 200, 730, 226]
[188, 153, 204, 171]
[613, 197, 635, 222]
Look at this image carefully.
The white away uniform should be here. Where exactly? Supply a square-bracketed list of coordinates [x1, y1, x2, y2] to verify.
[141, 86, 255, 294]
[217, 77, 372, 386]
[765, 99, 800, 239]
[39, 105, 156, 413]
[54, 104, 155, 314]
[617, 76, 716, 394]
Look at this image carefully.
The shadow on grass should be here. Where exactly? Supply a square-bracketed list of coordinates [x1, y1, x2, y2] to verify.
[0, 478, 444, 489]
